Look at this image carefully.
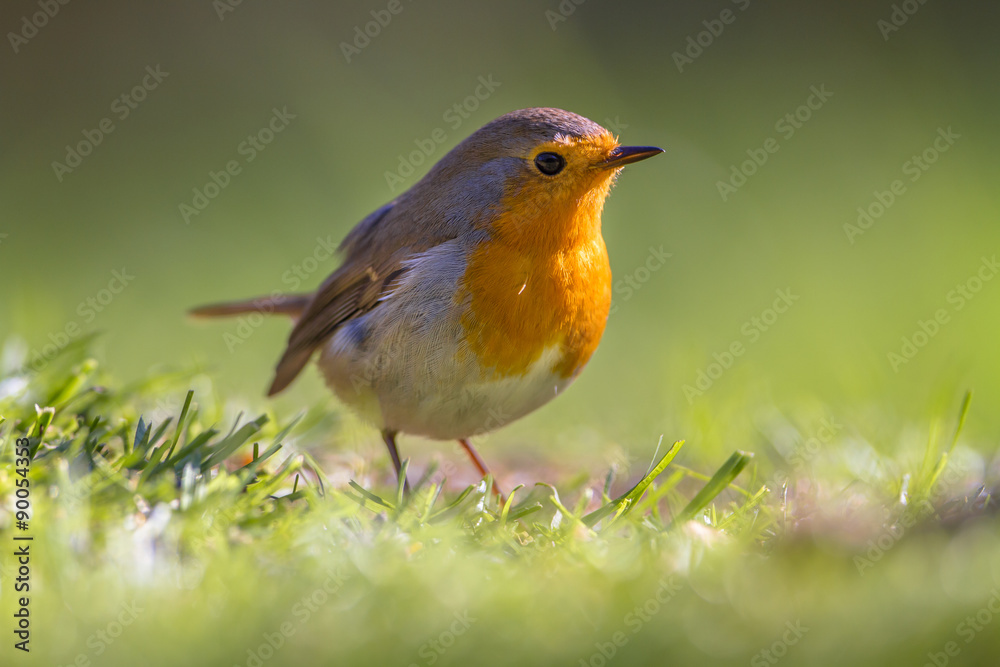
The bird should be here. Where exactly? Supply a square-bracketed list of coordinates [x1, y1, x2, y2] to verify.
[191, 107, 662, 496]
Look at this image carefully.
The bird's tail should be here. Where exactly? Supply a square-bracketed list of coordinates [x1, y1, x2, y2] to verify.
[189, 293, 311, 319]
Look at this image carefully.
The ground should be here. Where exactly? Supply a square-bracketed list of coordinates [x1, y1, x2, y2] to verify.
[0, 344, 998, 667]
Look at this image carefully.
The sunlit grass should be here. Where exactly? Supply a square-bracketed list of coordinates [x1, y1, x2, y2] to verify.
[0, 341, 997, 666]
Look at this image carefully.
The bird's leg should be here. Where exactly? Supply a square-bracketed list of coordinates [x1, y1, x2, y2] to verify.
[457, 438, 505, 502]
[381, 429, 410, 494]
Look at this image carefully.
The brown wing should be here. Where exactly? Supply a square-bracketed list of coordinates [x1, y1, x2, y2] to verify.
[266, 254, 408, 395]
[266, 201, 455, 395]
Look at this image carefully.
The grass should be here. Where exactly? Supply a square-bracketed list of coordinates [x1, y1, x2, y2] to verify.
[1, 341, 998, 667]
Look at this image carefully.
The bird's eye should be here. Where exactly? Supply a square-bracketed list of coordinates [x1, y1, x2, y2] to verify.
[534, 152, 565, 176]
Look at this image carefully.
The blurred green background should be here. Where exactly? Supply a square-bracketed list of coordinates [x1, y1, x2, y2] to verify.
[3, 4, 1000, 667]
[3, 0, 999, 462]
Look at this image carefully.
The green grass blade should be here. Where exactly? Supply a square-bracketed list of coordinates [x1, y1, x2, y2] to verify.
[133, 417, 148, 453]
[237, 442, 283, 483]
[924, 390, 973, 496]
[500, 484, 525, 528]
[167, 429, 219, 469]
[44, 359, 96, 406]
[428, 485, 475, 522]
[507, 503, 543, 521]
[674, 450, 753, 524]
[269, 413, 304, 448]
[582, 440, 684, 528]
[395, 458, 410, 509]
[138, 444, 169, 486]
[148, 419, 174, 448]
[33, 405, 55, 439]
[347, 480, 395, 510]
[202, 415, 268, 470]
[947, 391, 973, 454]
[165, 390, 194, 460]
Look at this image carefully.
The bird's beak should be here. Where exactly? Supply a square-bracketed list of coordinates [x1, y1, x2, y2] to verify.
[598, 145, 664, 170]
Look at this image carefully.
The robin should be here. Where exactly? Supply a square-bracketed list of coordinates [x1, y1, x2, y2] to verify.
[191, 107, 662, 496]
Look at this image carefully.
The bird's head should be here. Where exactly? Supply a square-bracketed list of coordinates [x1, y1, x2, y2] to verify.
[405, 107, 662, 246]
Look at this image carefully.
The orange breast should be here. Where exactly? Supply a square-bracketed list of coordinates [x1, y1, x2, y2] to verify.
[458, 174, 615, 379]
